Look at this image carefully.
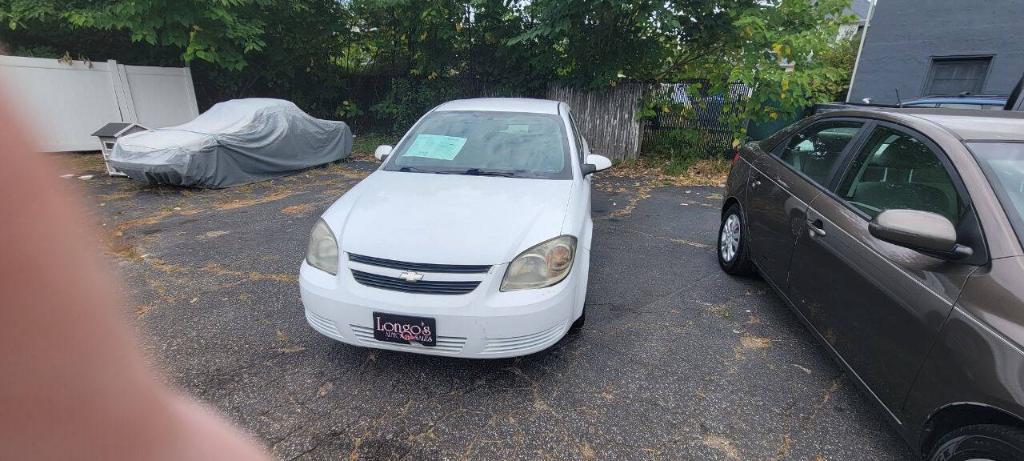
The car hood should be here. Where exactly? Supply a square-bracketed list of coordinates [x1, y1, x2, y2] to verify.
[322, 170, 574, 266]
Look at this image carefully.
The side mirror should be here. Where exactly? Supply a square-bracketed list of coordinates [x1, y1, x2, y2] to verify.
[374, 145, 393, 161]
[868, 209, 972, 259]
[581, 154, 612, 176]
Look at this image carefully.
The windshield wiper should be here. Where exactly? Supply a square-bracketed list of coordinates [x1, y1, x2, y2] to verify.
[462, 168, 519, 177]
[398, 166, 459, 175]
[399, 166, 521, 177]
[398, 166, 431, 173]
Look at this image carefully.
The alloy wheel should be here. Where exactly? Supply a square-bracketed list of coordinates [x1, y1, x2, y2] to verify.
[720, 214, 741, 263]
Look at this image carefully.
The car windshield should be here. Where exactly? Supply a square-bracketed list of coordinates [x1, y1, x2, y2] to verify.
[968, 142, 1024, 246]
[383, 111, 570, 179]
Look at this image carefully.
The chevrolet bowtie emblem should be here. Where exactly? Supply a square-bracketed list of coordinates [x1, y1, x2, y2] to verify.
[399, 271, 424, 282]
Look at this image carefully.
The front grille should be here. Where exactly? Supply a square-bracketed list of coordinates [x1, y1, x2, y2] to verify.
[351, 270, 480, 295]
[348, 253, 490, 274]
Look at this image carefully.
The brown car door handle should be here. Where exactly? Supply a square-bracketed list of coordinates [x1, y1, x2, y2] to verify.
[807, 219, 826, 237]
[775, 177, 789, 189]
[750, 179, 762, 189]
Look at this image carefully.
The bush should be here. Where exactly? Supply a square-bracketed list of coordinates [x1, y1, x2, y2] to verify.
[371, 78, 465, 133]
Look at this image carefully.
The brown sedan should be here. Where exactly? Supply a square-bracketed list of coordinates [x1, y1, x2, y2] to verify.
[719, 108, 1024, 460]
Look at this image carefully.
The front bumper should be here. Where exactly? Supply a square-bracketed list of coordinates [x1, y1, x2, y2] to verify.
[298, 255, 583, 358]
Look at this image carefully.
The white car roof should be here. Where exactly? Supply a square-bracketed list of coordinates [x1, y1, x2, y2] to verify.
[434, 98, 562, 115]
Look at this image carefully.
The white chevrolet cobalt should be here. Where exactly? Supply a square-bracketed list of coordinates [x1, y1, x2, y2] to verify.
[299, 98, 611, 358]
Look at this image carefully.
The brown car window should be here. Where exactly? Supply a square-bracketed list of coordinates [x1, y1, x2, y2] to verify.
[967, 142, 1024, 248]
[837, 127, 964, 224]
[777, 121, 863, 185]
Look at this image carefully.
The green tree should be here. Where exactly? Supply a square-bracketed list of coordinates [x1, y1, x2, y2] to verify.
[350, 0, 551, 131]
[515, 0, 758, 87]
[816, 34, 861, 101]
[0, 1, 356, 117]
[348, 0, 467, 78]
[686, 0, 855, 138]
[0, 0, 858, 137]
[0, 0, 269, 70]
[193, 1, 354, 116]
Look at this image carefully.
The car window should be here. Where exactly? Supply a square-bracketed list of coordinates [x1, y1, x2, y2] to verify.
[777, 121, 863, 184]
[836, 126, 964, 224]
[967, 142, 1024, 247]
[384, 111, 570, 179]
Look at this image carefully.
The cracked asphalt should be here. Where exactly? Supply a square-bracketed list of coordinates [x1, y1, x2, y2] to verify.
[56, 152, 913, 460]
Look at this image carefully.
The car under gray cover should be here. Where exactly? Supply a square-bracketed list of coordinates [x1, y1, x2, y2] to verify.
[108, 98, 353, 188]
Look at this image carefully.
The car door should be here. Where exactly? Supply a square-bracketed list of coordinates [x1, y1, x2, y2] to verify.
[786, 123, 982, 415]
[746, 120, 866, 289]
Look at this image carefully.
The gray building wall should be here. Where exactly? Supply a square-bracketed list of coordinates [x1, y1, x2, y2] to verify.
[848, 0, 1024, 105]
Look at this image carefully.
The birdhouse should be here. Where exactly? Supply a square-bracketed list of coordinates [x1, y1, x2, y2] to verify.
[91, 122, 148, 177]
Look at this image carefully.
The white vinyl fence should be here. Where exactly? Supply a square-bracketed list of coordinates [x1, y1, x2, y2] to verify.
[0, 55, 199, 152]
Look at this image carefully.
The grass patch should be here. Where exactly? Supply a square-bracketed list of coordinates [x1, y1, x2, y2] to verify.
[608, 155, 730, 186]
[664, 156, 696, 176]
[352, 133, 399, 159]
[639, 126, 734, 184]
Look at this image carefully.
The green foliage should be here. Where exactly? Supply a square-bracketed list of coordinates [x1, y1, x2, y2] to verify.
[636, 89, 699, 122]
[370, 78, 465, 133]
[816, 35, 861, 101]
[9, 43, 60, 58]
[0, 0, 858, 142]
[517, 0, 758, 87]
[0, 0, 270, 70]
[352, 133, 397, 157]
[687, 0, 856, 140]
[663, 155, 698, 176]
[334, 101, 364, 120]
[644, 128, 702, 158]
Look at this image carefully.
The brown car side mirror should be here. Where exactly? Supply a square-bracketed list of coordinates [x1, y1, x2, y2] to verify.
[868, 209, 973, 260]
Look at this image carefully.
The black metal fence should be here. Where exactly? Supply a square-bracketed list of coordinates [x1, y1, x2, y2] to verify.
[639, 82, 751, 158]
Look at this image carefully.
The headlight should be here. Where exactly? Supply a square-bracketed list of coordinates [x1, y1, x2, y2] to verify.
[306, 218, 339, 275]
[500, 235, 577, 291]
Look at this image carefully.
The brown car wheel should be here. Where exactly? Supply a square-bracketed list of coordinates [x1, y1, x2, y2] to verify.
[718, 204, 754, 275]
[929, 424, 1024, 461]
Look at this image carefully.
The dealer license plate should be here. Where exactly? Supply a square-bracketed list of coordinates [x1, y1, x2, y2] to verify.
[372, 312, 436, 347]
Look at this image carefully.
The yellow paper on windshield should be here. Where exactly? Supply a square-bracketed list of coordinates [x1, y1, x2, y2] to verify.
[404, 134, 467, 161]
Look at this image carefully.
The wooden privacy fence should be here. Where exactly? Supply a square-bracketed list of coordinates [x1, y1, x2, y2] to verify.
[546, 81, 751, 161]
[546, 83, 649, 161]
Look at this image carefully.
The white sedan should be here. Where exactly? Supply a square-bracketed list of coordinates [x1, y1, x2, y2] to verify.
[299, 98, 611, 358]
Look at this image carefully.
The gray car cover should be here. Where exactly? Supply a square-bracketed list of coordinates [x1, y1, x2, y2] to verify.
[108, 98, 353, 188]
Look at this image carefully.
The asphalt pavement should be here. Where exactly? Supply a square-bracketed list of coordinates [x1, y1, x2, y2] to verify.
[58, 153, 913, 460]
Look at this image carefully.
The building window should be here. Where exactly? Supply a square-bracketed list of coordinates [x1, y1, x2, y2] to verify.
[925, 57, 992, 96]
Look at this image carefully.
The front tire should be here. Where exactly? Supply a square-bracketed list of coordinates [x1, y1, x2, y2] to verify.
[928, 424, 1024, 461]
[569, 308, 586, 332]
[718, 204, 754, 275]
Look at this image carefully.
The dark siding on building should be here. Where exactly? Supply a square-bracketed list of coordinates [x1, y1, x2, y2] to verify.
[848, 0, 1024, 105]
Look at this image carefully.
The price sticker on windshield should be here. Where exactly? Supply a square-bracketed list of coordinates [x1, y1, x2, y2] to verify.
[404, 134, 467, 160]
